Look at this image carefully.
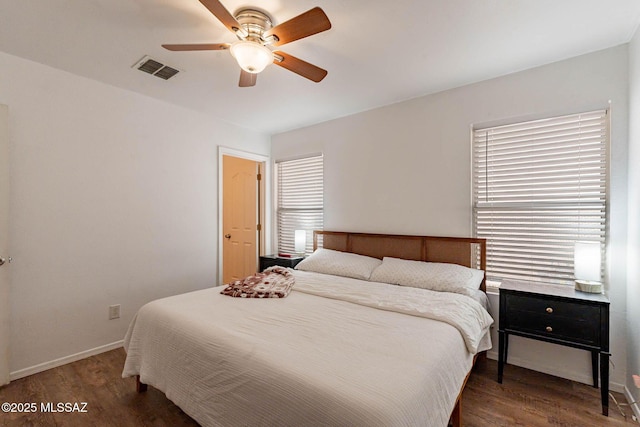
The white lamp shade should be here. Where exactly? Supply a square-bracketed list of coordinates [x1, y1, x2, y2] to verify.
[574, 242, 601, 282]
[294, 230, 306, 253]
[230, 41, 273, 74]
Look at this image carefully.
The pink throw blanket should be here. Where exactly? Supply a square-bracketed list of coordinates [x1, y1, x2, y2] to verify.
[221, 266, 295, 298]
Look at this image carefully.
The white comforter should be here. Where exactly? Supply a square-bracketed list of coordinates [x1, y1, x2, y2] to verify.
[123, 270, 493, 427]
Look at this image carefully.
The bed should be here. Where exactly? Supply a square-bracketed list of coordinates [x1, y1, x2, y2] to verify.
[122, 231, 493, 427]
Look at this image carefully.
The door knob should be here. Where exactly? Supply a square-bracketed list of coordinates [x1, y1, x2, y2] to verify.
[0, 257, 5, 266]
[224, 234, 231, 239]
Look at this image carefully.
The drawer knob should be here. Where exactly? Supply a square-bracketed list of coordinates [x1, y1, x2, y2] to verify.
[546, 326, 553, 332]
[546, 307, 553, 313]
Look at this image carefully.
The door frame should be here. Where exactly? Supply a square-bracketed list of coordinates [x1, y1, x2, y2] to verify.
[218, 146, 270, 285]
[0, 104, 9, 386]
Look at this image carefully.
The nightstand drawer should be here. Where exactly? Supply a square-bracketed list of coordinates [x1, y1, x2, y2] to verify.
[506, 294, 599, 320]
[505, 309, 599, 345]
[504, 294, 601, 345]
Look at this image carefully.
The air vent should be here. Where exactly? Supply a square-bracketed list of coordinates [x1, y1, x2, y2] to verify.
[133, 56, 181, 80]
[153, 66, 179, 80]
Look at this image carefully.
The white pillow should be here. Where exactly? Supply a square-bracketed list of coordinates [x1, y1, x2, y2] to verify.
[295, 248, 382, 280]
[369, 257, 485, 295]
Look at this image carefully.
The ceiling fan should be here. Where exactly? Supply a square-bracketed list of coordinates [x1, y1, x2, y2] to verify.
[162, 0, 332, 87]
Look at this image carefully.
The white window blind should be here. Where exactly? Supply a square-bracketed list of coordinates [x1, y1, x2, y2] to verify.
[276, 155, 323, 255]
[473, 110, 608, 286]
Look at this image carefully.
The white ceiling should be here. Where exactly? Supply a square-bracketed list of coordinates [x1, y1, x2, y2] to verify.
[1, 0, 639, 135]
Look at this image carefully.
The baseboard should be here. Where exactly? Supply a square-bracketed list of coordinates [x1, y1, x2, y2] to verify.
[486, 350, 625, 393]
[9, 340, 124, 381]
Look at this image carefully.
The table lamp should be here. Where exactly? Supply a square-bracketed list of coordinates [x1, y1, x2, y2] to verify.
[294, 230, 306, 255]
[574, 242, 603, 293]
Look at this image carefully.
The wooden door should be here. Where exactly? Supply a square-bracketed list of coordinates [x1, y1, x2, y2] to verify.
[222, 155, 258, 283]
[0, 105, 9, 385]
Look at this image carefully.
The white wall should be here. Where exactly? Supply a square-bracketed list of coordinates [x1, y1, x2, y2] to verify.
[0, 51, 270, 377]
[626, 24, 640, 413]
[272, 45, 630, 390]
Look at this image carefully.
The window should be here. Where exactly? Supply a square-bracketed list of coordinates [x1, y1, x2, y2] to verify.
[276, 155, 323, 255]
[472, 110, 608, 286]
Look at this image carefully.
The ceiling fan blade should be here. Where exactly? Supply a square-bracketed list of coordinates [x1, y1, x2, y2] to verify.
[239, 70, 257, 87]
[162, 43, 230, 51]
[198, 0, 246, 36]
[273, 51, 327, 83]
[264, 7, 331, 47]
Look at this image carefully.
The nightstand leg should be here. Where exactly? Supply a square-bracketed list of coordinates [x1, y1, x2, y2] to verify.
[504, 333, 509, 364]
[498, 331, 505, 383]
[600, 351, 609, 416]
[591, 351, 599, 388]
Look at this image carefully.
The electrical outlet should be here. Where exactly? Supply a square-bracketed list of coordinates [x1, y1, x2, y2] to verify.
[109, 304, 120, 320]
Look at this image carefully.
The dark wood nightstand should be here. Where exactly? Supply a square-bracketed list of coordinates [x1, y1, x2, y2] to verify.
[259, 255, 304, 272]
[497, 279, 610, 416]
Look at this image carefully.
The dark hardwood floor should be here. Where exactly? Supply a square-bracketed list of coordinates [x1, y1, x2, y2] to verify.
[465, 357, 637, 427]
[0, 348, 636, 426]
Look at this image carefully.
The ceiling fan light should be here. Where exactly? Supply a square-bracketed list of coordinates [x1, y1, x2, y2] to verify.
[230, 41, 273, 74]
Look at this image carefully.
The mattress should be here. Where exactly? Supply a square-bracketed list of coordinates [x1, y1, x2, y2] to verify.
[123, 269, 493, 427]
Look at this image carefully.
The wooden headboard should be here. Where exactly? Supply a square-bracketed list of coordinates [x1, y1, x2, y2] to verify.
[313, 231, 487, 292]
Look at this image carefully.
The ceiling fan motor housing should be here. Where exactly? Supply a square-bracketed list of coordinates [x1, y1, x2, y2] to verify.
[234, 9, 276, 44]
